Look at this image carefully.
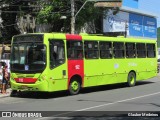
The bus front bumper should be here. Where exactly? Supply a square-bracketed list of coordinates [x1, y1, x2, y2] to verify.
[10, 80, 49, 92]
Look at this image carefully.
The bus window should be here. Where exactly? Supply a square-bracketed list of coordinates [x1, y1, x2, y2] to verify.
[11, 43, 46, 73]
[126, 43, 136, 58]
[19, 46, 25, 64]
[84, 41, 99, 59]
[147, 44, 155, 58]
[67, 41, 83, 59]
[113, 42, 124, 58]
[50, 40, 65, 69]
[11, 46, 19, 64]
[99, 41, 112, 59]
[136, 43, 146, 58]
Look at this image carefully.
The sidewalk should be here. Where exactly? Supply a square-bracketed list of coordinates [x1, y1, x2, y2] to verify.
[0, 88, 12, 98]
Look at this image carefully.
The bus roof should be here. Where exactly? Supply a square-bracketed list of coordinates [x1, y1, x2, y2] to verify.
[13, 33, 156, 44]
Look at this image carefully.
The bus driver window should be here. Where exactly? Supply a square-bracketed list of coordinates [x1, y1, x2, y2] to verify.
[49, 40, 65, 68]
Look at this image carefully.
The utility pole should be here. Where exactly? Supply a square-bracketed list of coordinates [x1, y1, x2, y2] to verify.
[70, 0, 122, 34]
[71, 0, 75, 34]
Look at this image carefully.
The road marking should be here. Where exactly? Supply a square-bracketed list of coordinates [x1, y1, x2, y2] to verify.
[35, 91, 160, 120]
[76, 91, 160, 111]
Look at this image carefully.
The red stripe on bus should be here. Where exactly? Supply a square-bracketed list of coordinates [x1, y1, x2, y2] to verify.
[66, 34, 82, 41]
[68, 60, 84, 87]
[66, 34, 84, 88]
[14, 78, 37, 83]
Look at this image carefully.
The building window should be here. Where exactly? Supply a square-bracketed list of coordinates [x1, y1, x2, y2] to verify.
[126, 43, 136, 58]
[99, 41, 112, 59]
[67, 41, 83, 59]
[113, 42, 124, 58]
[136, 43, 146, 58]
[84, 41, 99, 59]
[147, 44, 155, 58]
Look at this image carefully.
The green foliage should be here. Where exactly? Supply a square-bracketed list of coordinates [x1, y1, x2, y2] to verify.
[36, 0, 68, 24]
[75, 1, 107, 32]
[0, 0, 111, 43]
[0, 0, 20, 43]
[36, 0, 108, 32]
[36, 0, 71, 32]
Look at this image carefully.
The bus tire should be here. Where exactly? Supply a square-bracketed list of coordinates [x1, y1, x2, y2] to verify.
[127, 72, 136, 87]
[69, 79, 81, 95]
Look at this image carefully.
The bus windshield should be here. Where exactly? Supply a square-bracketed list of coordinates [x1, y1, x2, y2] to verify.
[10, 43, 46, 73]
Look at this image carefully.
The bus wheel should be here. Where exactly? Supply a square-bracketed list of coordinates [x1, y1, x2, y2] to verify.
[69, 79, 81, 95]
[127, 72, 136, 87]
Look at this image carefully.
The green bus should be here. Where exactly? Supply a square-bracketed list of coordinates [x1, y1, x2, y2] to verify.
[10, 33, 157, 95]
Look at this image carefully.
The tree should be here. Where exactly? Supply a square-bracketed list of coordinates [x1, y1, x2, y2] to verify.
[0, 0, 111, 43]
[36, 0, 107, 33]
[0, 0, 37, 43]
[0, 0, 24, 43]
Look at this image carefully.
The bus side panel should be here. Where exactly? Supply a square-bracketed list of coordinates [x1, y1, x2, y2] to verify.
[136, 58, 157, 81]
[84, 59, 99, 87]
[83, 59, 126, 87]
[47, 64, 68, 92]
[83, 58, 156, 88]
[83, 57, 157, 88]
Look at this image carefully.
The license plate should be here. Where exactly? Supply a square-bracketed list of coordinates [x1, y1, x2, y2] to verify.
[20, 85, 28, 89]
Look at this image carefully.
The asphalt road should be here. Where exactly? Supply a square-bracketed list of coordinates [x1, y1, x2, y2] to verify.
[0, 75, 160, 120]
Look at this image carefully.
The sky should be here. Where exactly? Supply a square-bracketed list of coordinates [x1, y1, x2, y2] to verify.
[138, 0, 160, 27]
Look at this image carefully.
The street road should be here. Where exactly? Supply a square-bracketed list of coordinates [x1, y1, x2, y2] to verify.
[0, 75, 160, 120]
